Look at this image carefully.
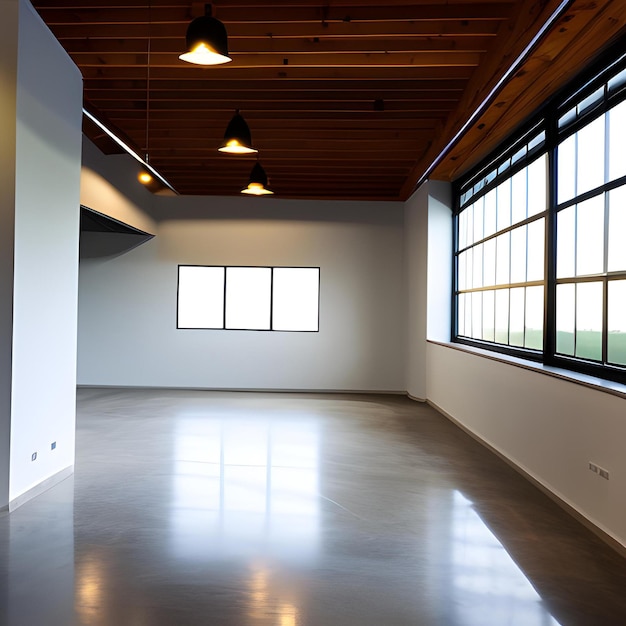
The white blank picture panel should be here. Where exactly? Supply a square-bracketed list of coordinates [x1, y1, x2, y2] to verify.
[178, 266, 225, 329]
[225, 267, 272, 330]
[273, 268, 319, 331]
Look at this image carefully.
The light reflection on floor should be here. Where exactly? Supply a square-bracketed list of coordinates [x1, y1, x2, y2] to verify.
[451, 491, 561, 626]
[169, 413, 320, 563]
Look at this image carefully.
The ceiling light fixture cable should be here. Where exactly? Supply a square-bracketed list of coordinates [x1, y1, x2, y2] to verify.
[138, 0, 154, 185]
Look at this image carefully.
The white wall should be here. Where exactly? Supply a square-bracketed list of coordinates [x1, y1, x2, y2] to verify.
[405, 181, 626, 548]
[404, 183, 428, 399]
[0, 0, 20, 509]
[77, 187, 405, 391]
[8, 0, 83, 503]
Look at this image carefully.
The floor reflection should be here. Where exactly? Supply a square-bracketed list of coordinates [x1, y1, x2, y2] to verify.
[169, 414, 320, 563]
[451, 491, 561, 626]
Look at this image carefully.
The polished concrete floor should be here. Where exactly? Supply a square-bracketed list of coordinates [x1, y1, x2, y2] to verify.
[1, 389, 626, 625]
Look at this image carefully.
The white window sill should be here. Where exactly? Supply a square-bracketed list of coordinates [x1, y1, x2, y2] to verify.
[427, 339, 626, 401]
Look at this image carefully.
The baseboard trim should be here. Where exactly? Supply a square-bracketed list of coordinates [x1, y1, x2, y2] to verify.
[427, 399, 626, 558]
[8, 465, 74, 513]
[406, 393, 426, 403]
[77, 384, 406, 395]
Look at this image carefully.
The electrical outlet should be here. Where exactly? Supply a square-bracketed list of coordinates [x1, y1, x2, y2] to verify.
[31, 452, 37, 462]
[51, 441, 56, 450]
[599, 468, 610, 480]
[589, 462, 598, 473]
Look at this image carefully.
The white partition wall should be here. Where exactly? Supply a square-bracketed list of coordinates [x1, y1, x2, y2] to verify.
[77, 190, 405, 392]
[0, 0, 83, 509]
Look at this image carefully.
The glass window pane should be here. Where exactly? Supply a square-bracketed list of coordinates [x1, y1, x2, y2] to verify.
[558, 135, 576, 204]
[465, 290, 472, 338]
[494, 289, 509, 344]
[524, 286, 544, 350]
[495, 232, 510, 285]
[509, 287, 525, 347]
[527, 218, 545, 282]
[556, 283, 575, 356]
[575, 281, 603, 361]
[457, 293, 465, 337]
[496, 178, 511, 230]
[608, 100, 626, 182]
[527, 154, 547, 218]
[557, 206, 575, 279]
[225, 267, 271, 330]
[273, 268, 319, 331]
[178, 266, 224, 329]
[511, 168, 527, 225]
[457, 251, 467, 291]
[510, 225, 527, 284]
[482, 290, 495, 342]
[472, 243, 483, 289]
[465, 204, 474, 246]
[471, 291, 482, 340]
[483, 238, 496, 287]
[483, 189, 497, 238]
[458, 210, 467, 251]
[608, 280, 626, 365]
[577, 115, 606, 196]
[473, 197, 484, 243]
[608, 186, 626, 272]
[577, 86, 604, 116]
[576, 194, 604, 276]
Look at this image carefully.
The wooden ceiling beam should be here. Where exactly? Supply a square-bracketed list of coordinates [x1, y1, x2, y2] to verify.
[82, 78, 469, 91]
[49, 19, 501, 39]
[79, 65, 476, 80]
[37, 4, 513, 26]
[106, 117, 440, 130]
[69, 51, 483, 67]
[91, 100, 456, 112]
[86, 89, 461, 101]
[34, 0, 514, 9]
[62, 36, 492, 55]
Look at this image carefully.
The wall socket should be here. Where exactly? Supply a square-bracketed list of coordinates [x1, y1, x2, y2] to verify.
[589, 462, 609, 480]
[31, 452, 37, 462]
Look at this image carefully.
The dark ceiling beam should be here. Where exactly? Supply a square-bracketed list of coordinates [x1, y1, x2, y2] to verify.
[61, 36, 493, 54]
[49, 20, 501, 39]
[37, 4, 514, 25]
[79, 65, 477, 80]
[68, 51, 484, 67]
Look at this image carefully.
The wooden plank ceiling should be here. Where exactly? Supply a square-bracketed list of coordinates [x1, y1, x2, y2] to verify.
[32, 0, 626, 200]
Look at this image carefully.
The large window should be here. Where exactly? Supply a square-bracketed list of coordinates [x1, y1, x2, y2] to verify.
[178, 266, 320, 332]
[454, 42, 626, 383]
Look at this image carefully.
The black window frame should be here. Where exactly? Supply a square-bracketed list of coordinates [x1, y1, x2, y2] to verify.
[176, 265, 321, 333]
[453, 37, 626, 385]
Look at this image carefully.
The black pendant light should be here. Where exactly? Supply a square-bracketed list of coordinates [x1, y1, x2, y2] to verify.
[179, 4, 232, 66]
[219, 110, 258, 154]
[241, 162, 274, 196]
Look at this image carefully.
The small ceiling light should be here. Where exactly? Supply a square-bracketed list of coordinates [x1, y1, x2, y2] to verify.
[179, 4, 232, 66]
[242, 162, 274, 196]
[138, 170, 153, 185]
[218, 110, 258, 154]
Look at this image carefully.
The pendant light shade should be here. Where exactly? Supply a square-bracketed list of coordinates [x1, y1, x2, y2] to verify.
[219, 110, 258, 154]
[242, 162, 274, 195]
[179, 6, 232, 66]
